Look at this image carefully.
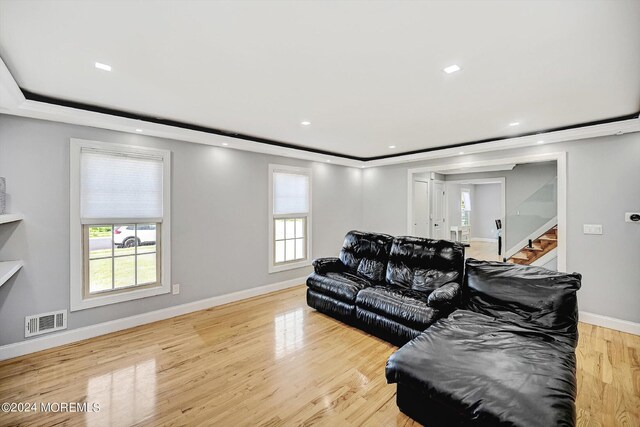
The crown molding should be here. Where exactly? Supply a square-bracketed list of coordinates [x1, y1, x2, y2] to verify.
[1, 57, 638, 168]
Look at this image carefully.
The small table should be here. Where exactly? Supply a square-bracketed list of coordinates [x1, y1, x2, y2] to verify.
[450, 226, 470, 244]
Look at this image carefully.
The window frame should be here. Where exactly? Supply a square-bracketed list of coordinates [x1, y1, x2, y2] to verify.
[460, 187, 471, 227]
[70, 139, 172, 311]
[268, 164, 312, 273]
[82, 223, 162, 297]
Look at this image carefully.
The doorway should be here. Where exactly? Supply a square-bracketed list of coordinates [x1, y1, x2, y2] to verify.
[431, 180, 447, 239]
[445, 178, 506, 261]
[405, 153, 567, 271]
[411, 179, 429, 237]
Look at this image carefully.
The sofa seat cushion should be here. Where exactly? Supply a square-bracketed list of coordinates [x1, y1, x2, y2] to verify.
[306, 271, 373, 303]
[386, 310, 577, 427]
[356, 286, 439, 331]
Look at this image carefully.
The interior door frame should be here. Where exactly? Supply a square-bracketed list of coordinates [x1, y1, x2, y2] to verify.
[406, 152, 567, 272]
[431, 179, 446, 239]
[411, 177, 430, 237]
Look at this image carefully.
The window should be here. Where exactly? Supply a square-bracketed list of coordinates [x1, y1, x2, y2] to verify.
[70, 139, 171, 311]
[461, 189, 471, 226]
[269, 165, 311, 272]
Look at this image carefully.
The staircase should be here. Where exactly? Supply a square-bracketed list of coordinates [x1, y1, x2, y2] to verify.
[507, 225, 557, 265]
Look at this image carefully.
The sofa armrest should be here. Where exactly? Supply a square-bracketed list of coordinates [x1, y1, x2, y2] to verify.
[427, 282, 461, 309]
[312, 257, 345, 275]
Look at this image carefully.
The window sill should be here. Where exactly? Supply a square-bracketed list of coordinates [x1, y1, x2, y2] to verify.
[268, 260, 311, 274]
[70, 283, 170, 312]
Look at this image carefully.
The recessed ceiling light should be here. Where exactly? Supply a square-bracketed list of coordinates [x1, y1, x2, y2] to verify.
[301, 121, 311, 126]
[135, 129, 143, 132]
[509, 122, 520, 127]
[95, 62, 112, 71]
[326, 159, 331, 163]
[537, 140, 545, 144]
[388, 145, 396, 149]
[458, 151, 465, 155]
[222, 143, 229, 146]
[443, 64, 461, 74]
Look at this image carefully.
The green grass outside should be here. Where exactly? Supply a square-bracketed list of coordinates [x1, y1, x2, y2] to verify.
[89, 245, 157, 292]
[89, 226, 113, 238]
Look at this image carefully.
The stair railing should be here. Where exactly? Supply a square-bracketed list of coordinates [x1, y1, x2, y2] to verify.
[503, 176, 558, 259]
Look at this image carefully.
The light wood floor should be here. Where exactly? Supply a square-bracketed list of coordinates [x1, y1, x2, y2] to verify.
[0, 286, 638, 427]
[465, 240, 501, 262]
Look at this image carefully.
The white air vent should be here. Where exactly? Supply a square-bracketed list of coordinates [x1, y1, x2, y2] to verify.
[25, 310, 67, 338]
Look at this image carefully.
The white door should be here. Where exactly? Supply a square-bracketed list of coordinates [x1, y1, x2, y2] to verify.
[412, 180, 429, 237]
[432, 181, 447, 239]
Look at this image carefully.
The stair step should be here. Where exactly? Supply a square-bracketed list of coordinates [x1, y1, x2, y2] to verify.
[510, 253, 529, 260]
[538, 236, 557, 241]
[524, 245, 544, 251]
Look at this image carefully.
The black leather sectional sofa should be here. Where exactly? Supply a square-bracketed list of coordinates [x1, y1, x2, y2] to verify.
[306, 231, 582, 426]
[307, 230, 465, 345]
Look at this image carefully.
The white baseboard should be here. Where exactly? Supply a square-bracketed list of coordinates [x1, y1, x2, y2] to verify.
[579, 311, 640, 336]
[470, 238, 498, 243]
[0, 276, 306, 361]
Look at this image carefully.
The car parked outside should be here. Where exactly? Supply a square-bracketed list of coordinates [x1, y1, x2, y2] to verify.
[114, 224, 157, 248]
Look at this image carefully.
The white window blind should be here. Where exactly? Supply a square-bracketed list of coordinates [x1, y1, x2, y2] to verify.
[80, 150, 164, 221]
[273, 172, 309, 215]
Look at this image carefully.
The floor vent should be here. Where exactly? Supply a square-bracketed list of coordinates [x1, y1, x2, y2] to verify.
[25, 310, 67, 338]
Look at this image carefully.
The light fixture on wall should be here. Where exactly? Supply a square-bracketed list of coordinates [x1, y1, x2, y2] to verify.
[388, 145, 396, 149]
[301, 121, 311, 126]
[537, 140, 545, 144]
[95, 62, 112, 72]
[509, 122, 520, 127]
[135, 129, 143, 132]
[222, 143, 229, 146]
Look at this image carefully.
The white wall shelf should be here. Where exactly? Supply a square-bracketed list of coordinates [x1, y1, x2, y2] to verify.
[0, 260, 23, 288]
[0, 213, 24, 225]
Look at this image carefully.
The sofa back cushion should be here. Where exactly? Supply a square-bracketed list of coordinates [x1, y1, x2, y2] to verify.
[339, 231, 394, 283]
[386, 237, 465, 292]
[464, 258, 582, 344]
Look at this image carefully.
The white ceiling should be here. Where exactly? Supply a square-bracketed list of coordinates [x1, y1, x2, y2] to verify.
[0, 0, 638, 159]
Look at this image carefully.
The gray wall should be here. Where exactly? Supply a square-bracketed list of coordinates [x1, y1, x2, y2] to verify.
[446, 162, 557, 249]
[471, 183, 501, 240]
[363, 134, 640, 324]
[0, 115, 363, 345]
[1, 113, 639, 345]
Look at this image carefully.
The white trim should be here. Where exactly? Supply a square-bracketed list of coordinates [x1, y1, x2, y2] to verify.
[556, 152, 567, 272]
[69, 138, 172, 311]
[406, 152, 567, 272]
[268, 164, 312, 273]
[504, 216, 558, 259]
[471, 238, 498, 243]
[431, 179, 446, 239]
[1, 58, 638, 169]
[0, 276, 306, 361]
[530, 248, 557, 267]
[579, 312, 640, 336]
[0, 56, 25, 110]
